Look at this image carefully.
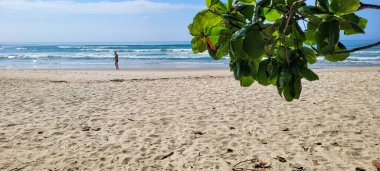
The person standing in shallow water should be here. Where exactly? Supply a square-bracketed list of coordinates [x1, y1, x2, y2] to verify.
[114, 50, 119, 70]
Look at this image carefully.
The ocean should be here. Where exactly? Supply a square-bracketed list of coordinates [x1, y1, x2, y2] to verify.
[0, 40, 379, 69]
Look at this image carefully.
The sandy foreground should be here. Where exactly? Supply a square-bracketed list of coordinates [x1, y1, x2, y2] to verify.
[0, 68, 379, 171]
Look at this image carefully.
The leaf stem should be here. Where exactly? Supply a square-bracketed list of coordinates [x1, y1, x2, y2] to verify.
[335, 41, 380, 54]
[280, 0, 305, 40]
[280, 0, 305, 65]
[357, 3, 380, 11]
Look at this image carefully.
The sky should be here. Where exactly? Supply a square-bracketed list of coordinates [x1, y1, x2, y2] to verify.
[0, 0, 378, 42]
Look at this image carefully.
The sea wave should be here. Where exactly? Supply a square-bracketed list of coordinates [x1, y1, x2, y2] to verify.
[352, 51, 380, 54]
[0, 52, 212, 60]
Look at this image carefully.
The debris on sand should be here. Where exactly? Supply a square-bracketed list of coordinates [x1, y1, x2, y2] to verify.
[275, 156, 287, 163]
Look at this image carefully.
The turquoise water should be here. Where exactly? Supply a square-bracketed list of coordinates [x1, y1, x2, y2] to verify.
[0, 40, 379, 69]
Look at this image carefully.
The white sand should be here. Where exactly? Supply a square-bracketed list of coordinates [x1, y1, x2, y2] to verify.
[0, 68, 379, 170]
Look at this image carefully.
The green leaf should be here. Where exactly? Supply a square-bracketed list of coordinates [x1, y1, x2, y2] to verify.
[233, 60, 253, 80]
[298, 6, 327, 16]
[240, 76, 255, 87]
[206, 0, 227, 14]
[293, 78, 302, 99]
[305, 30, 316, 45]
[222, 14, 246, 27]
[267, 60, 279, 84]
[243, 25, 266, 59]
[317, 0, 329, 11]
[289, 22, 306, 48]
[307, 16, 321, 32]
[277, 46, 291, 63]
[277, 67, 293, 100]
[263, 8, 282, 22]
[316, 20, 340, 55]
[206, 26, 226, 45]
[340, 21, 364, 35]
[339, 13, 367, 35]
[300, 47, 317, 64]
[231, 36, 249, 59]
[233, 60, 242, 80]
[238, 0, 256, 5]
[283, 85, 294, 101]
[278, 67, 291, 89]
[215, 42, 230, 59]
[257, 59, 270, 86]
[300, 67, 319, 81]
[227, 0, 234, 10]
[330, 0, 360, 16]
[191, 36, 207, 53]
[188, 10, 223, 36]
[325, 42, 350, 62]
[239, 4, 255, 20]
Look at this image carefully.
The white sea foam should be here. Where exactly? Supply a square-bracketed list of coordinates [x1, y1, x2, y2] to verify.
[58, 46, 80, 49]
[352, 51, 380, 54]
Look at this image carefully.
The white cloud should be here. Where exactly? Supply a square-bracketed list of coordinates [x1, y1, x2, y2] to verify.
[0, 0, 202, 14]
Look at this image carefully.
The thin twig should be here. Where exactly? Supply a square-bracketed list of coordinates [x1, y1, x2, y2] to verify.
[280, 0, 305, 64]
[269, 1, 304, 58]
[232, 158, 258, 171]
[335, 41, 380, 54]
[357, 3, 380, 11]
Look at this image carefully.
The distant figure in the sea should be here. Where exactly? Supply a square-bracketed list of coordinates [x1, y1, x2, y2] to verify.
[114, 50, 119, 70]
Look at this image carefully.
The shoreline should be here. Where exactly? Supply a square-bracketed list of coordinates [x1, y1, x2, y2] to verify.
[0, 66, 379, 82]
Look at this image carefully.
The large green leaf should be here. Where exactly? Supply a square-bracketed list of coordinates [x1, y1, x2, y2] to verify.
[283, 85, 294, 101]
[240, 76, 255, 87]
[206, 26, 225, 45]
[300, 47, 317, 64]
[263, 7, 282, 22]
[300, 67, 319, 81]
[215, 42, 230, 59]
[330, 0, 360, 16]
[243, 25, 266, 59]
[277, 46, 291, 64]
[316, 20, 340, 55]
[325, 42, 350, 62]
[231, 36, 249, 59]
[339, 13, 367, 35]
[239, 4, 255, 20]
[304, 30, 316, 45]
[191, 36, 207, 53]
[267, 60, 279, 84]
[234, 60, 253, 80]
[188, 10, 223, 36]
[293, 78, 302, 99]
[257, 59, 270, 86]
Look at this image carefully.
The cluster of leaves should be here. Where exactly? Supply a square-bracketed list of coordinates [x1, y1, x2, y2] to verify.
[188, 0, 368, 101]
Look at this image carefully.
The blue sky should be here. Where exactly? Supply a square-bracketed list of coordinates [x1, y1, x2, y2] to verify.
[0, 0, 378, 42]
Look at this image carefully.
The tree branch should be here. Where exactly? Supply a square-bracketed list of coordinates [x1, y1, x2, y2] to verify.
[335, 41, 380, 54]
[357, 3, 380, 11]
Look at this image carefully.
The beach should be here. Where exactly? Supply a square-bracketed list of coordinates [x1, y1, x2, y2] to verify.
[0, 67, 379, 171]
